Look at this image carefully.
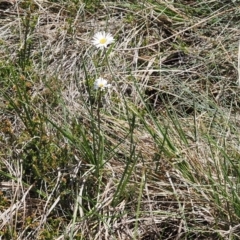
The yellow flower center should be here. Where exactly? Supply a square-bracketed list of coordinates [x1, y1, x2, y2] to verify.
[99, 83, 104, 88]
[99, 38, 107, 44]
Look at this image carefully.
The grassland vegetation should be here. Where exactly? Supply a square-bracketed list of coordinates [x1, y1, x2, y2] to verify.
[1, 0, 240, 239]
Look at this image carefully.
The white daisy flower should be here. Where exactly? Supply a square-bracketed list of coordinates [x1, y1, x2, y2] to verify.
[94, 77, 111, 90]
[92, 32, 114, 49]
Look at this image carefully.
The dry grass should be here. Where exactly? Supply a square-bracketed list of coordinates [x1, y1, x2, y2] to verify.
[1, 0, 240, 239]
